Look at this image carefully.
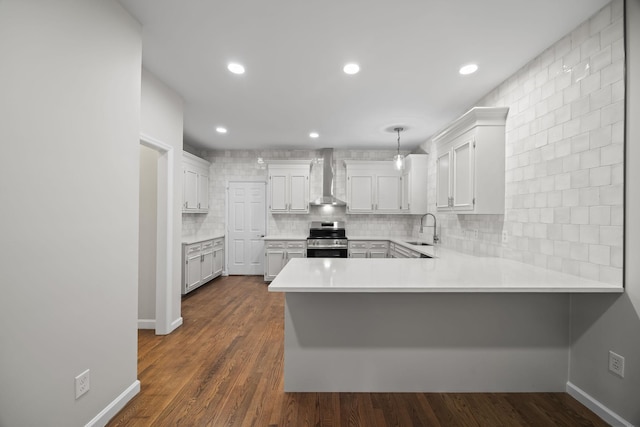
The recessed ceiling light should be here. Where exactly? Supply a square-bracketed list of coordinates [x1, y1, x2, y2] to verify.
[343, 63, 360, 75]
[309, 132, 319, 138]
[216, 127, 227, 134]
[459, 63, 478, 75]
[227, 63, 245, 75]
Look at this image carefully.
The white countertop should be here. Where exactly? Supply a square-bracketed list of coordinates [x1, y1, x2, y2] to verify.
[182, 233, 225, 245]
[268, 247, 622, 293]
[263, 235, 307, 241]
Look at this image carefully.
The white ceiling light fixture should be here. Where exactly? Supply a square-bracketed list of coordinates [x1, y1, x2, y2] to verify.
[227, 62, 245, 75]
[343, 63, 360, 75]
[392, 127, 405, 171]
[216, 126, 227, 133]
[459, 63, 479, 75]
[309, 132, 319, 138]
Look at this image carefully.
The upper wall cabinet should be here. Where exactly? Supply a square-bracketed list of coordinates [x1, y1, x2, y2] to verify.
[268, 161, 311, 214]
[433, 107, 509, 215]
[401, 154, 429, 215]
[182, 151, 210, 214]
[345, 161, 402, 214]
[345, 157, 428, 215]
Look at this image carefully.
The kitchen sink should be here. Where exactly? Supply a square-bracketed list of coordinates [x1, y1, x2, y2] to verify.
[404, 241, 432, 246]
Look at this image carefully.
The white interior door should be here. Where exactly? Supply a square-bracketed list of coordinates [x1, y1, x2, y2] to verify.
[227, 182, 266, 275]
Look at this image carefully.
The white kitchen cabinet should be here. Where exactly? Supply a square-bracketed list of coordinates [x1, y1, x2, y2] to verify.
[212, 237, 224, 278]
[182, 236, 225, 294]
[400, 154, 429, 214]
[264, 240, 306, 281]
[388, 242, 423, 258]
[182, 151, 210, 213]
[348, 240, 389, 258]
[433, 106, 509, 214]
[345, 161, 402, 214]
[268, 162, 310, 214]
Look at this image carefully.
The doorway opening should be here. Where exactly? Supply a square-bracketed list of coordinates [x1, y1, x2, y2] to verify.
[139, 133, 176, 335]
[226, 181, 267, 275]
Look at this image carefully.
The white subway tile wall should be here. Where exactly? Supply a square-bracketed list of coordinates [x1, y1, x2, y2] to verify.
[424, 0, 624, 285]
[182, 149, 419, 239]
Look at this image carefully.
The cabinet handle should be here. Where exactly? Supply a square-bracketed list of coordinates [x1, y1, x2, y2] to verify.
[198, 202, 201, 209]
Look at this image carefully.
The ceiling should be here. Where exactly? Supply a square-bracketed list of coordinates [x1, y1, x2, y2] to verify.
[119, 0, 610, 152]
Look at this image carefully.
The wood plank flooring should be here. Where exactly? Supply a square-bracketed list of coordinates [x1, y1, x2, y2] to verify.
[107, 275, 607, 427]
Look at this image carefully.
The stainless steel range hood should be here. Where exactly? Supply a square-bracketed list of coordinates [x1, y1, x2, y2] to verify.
[309, 148, 347, 207]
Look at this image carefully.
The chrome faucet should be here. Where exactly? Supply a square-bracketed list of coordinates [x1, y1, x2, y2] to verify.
[421, 213, 439, 244]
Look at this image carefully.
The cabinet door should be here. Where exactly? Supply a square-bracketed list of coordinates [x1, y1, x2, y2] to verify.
[185, 250, 202, 291]
[288, 172, 309, 213]
[184, 168, 198, 210]
[265, 249, 286, 281]
[198, 172, 209, 210]
[436, 151, 451, 210]
[285, 249, 305, 265]
[401, 172, 410, 211]
[369, 250, 388, 258]
[269, 173, 288, 212]
[201, 246, 214, 283]
[213, 247, 223, 278]
[349, 250, 367, 258]
[452, 139, 475, 211]
[347, 174, 374, 213]
[376, 174, 401, 212]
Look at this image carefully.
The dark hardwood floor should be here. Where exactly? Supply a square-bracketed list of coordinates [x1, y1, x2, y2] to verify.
[107, 275, 607, 427]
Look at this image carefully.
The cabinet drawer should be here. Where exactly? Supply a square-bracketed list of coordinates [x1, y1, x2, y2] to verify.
[286, 241, 306, 249]
[201, 240, 214, 250]
[266, 241, 286, 249]
[369, 241, 388, 249]
[349, 241, 367, 249]
[185, 243, 201, 254]
[212, 238, 224, 247]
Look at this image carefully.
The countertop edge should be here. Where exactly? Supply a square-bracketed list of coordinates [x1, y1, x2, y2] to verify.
[182, 234, 225, 244]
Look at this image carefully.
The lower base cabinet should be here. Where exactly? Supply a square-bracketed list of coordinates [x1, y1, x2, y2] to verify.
[264, 240, 306, 281]
[182, 237, 224, 294]
[389, 242, 423, 258]
[348, 241, 389, 258]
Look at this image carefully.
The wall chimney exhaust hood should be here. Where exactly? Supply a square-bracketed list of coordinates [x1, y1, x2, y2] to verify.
[310, 148, 347, 207]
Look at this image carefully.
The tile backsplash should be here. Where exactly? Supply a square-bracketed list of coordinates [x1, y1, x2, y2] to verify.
[182, 149, 420, 239]
[421, 0, 624, 284]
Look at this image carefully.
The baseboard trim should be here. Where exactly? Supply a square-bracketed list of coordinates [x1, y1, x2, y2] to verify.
[86, 380, 140, 427]
[137, 319, 155, 330]
[566, 381, 632, 427]
[170, 316, 183, 332]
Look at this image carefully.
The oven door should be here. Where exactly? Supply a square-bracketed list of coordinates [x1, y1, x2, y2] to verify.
[307, 248, 348, 258]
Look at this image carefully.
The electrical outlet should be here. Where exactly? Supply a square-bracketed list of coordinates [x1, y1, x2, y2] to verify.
[502, 230, 508, 243]
[609, 351, 625, 378]
[75, 369, 90, 399]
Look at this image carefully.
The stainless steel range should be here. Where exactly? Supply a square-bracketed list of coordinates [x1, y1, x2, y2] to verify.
[307, 221, 348, 258]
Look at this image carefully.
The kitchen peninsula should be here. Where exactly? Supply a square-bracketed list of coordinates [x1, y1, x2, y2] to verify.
[268, 249, 622, 392]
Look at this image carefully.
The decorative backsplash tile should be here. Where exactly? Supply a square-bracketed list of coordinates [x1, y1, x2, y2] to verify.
[182, 149, 420, 239]
[421, 0, 624, 285]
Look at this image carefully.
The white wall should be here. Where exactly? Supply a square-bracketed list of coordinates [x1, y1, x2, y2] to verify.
[420, 1, 625, 285]
[140, 68, 184, 332]
[139, 145, 158, 322]
[0, 1, 141, 426]
[568, 1, 640, 424]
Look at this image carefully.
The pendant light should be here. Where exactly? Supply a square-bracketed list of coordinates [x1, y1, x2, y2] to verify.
[392, 127, 405, 171]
